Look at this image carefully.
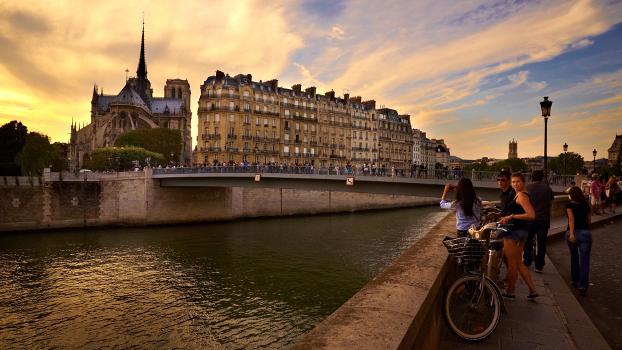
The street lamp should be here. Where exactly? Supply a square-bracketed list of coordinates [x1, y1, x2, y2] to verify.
[593, 149, 597, 173]
[563, 142, 568, 185]
[540, 96, 552, 177]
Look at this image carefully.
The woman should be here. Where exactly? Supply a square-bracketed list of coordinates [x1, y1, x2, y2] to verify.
[498, 172, 538, 300]
[566, 186, 592, 295]
[440, 177, 481, 237]
[605, 176, 619, 214]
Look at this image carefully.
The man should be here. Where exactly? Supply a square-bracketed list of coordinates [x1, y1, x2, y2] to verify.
[498, 170, 516, 216]
[524, 170, 554, 273]
[590, 173, 602, 215]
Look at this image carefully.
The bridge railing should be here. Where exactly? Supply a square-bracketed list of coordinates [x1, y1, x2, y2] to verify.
[469, 170, 574, 187]
[152, 166, 466, 179]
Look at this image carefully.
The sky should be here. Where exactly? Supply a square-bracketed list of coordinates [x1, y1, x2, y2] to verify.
[1, 0, 621, 160]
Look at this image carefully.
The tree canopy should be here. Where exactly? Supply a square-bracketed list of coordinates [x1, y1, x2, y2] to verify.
[547, 152, 584, 175]
[15, 132, 56, 176]
[0, 120, 28, 175]
[83, 147, 165, 171]
[115, 128, 181, 162]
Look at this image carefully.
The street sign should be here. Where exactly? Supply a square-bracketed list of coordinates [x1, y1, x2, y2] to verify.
[254, 173, 261, 182]
[346, 176, 354, 186]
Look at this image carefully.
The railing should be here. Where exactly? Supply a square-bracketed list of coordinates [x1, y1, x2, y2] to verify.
[150, 167, 577, 186]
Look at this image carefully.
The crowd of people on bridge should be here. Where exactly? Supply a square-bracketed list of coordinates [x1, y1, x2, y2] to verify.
[440, 168, 620, 299]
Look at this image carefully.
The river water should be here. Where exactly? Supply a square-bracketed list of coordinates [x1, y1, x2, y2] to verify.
[0, 207, 446, 349]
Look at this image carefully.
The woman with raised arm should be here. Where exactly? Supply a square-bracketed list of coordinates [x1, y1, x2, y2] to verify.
[440, 177, 482, 237]
[566, 186, 592, 295]
[498, 172, 539, 300]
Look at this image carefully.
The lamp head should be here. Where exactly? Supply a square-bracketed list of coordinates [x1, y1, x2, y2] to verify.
[593, 149, 597, 157]
[540, 96, 552, 117]
[563, 142, 568, 152]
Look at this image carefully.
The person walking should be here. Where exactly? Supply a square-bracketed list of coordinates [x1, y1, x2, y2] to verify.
[590, 173, 602, 215]
[440, 178, 482, 237]
[524, 170, 554, 273]
[565, 186, 592, 296]
[498, 172, 539, 300]
[605, 175, 619, 213]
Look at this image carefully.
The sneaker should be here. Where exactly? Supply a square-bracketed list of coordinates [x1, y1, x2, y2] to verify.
[535, 268, 543, 274]
[502, 293, 516, 299]
[527, 292, 539, 300]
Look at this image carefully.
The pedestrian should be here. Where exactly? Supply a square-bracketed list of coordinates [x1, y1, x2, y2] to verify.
[497, 170, 516, 216]
[565, 186, 592, 296]
[440, 178, 482, 237]
[524, 170, 554, 273]
[590, 173, 602, 215]
[605, 175, 619, 214]
[498, 172, 539, 300]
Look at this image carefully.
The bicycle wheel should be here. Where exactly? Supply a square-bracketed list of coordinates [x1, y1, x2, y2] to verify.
[444, 275, 501, 341]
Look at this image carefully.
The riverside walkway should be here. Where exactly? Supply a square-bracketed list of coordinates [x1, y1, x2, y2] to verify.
[440, 211, 620, 350]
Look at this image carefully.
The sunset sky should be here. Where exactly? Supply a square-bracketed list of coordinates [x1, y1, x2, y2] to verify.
[1, 0, 621, 160]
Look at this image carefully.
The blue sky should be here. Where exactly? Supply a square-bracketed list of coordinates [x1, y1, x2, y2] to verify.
[0, 0, 621, 160]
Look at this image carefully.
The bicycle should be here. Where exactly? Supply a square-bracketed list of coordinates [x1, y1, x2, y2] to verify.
[442, 222, 508, 341]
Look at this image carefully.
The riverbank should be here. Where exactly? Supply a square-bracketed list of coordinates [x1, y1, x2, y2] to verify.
[0, 170, 438, 232]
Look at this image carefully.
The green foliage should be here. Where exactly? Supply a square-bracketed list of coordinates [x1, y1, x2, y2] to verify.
[83, 147, 165, 171]
[490, 158, 528, 172]
[114, 128, 181, 162]
[462, 160, 491, 175]
[0, 120, 28, 175]
[15, 132, 56, 176]
[51, 142, 69, 172]
[548, 152, 584, 175]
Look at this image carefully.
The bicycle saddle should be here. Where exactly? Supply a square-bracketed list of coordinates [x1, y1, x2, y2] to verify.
[467, 222, 498, 240]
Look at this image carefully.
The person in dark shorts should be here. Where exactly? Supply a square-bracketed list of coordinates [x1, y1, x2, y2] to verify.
[498, 172, 539, 300]
[565, 186, 592, 296]
[524, 170, 554, 272]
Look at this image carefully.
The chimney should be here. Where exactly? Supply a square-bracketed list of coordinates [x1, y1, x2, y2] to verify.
[325, 90, 335, 100]
[247, 74, 252, 82]
[363, 100, 376, 110]
[267, 79, 279, 92]
[305, 86, 316, 96]
[292, 84, 302, 93]
[216, 70, 225, 80]
[351, 96, 362, 104]
[344, 93, 350, 102]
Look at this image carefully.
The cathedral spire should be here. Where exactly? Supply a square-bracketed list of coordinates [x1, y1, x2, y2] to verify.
[136, 19, 147, 80]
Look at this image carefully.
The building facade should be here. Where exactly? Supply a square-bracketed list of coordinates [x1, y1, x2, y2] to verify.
[69, 24, 192, 170]
[412, 129, 449, 171]
[377, 108, 413, 171]
[195, 71, 408, 170]
[608, 134, 622, 166]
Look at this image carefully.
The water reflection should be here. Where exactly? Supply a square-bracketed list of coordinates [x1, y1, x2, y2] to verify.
[0, 207, 445, 349]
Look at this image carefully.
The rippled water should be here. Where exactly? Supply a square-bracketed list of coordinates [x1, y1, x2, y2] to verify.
[0, 207, 445, 349]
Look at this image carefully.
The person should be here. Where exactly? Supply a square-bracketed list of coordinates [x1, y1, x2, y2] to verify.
[440, 178, 482, 237]
[565, 181, 576, 194]
[605, 176, 619, 213]
[590, 173, 602, 215]
[524, 170, 554, 273]
[497, 170, 516, 216]
[498, 172, 539, 300]
[565, 186, 592, 296]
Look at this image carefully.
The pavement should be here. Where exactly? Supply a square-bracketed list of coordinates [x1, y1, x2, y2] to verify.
[440, 208, 620, 350]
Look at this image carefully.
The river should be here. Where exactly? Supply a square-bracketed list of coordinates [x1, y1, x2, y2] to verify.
[0, 206, 446, 349]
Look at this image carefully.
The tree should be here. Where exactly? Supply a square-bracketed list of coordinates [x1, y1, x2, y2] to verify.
[491, 158, 528, 172]
[115, 128, 182, 163]
[51, 142, 69, 172]
[548, 152, 584, 175]
[83, 147, 165, 171]
[15, 132, 55, 176]
[0, 120, 28, 175]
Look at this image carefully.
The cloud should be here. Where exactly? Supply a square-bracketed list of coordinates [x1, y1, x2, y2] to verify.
[570, 38, 594, 50]
[328, 26, 346, 40]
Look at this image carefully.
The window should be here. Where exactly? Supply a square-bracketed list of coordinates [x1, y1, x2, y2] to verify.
[285, 110, 290, 116]
[303, 124, 307, 131]
[283, 97, 288, 104]
[284, 146, 289, 153]
[243, 91, 250, 98]
[215, 114, 220, 122]
[256, 117, 260, 126]
[229, 114, 234, 122]
[264, 118, 268, 127]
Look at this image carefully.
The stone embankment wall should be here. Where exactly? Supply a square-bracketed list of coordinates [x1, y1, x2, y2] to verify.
[0, 171, 437, 232]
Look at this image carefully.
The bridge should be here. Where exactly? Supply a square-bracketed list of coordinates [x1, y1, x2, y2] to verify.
[151, 167, 571, 200]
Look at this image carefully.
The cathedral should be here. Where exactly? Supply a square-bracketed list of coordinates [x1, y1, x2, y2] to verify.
[69, 23, 192, 170]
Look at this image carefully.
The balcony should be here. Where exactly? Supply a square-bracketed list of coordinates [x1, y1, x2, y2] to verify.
[203, 134, 221, 140]
[242, 135, 253, 140]
[226, 134, 237, 140]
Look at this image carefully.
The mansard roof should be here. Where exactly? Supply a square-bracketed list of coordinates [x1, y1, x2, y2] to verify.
[111, 82, 150, 110]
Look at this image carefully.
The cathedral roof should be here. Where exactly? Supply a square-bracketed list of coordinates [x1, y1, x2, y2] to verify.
[151, 98, 183, 115]
[110, 82, 150, 111]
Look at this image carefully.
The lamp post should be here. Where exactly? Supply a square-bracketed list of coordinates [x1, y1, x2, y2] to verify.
[540, 97, 552, 179]
[593, 149, 597, 173]
[563, 142, 568, 186]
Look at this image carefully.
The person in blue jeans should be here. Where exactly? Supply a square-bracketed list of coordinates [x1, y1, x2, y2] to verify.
[565, 186, 592, 296]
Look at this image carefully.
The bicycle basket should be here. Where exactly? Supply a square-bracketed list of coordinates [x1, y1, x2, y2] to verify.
[443, 237, 486, 264]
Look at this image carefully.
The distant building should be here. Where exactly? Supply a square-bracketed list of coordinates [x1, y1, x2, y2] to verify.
[377, 108, 413, 170]
[412, 129, 450, 169]
[69, 23, 192, 170]
[508, 139, 518, 159]
[608, 134, 622, 166]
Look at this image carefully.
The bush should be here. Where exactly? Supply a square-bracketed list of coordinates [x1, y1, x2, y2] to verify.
[115, 128, 181, 162]
[83, 147, 165, 171]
